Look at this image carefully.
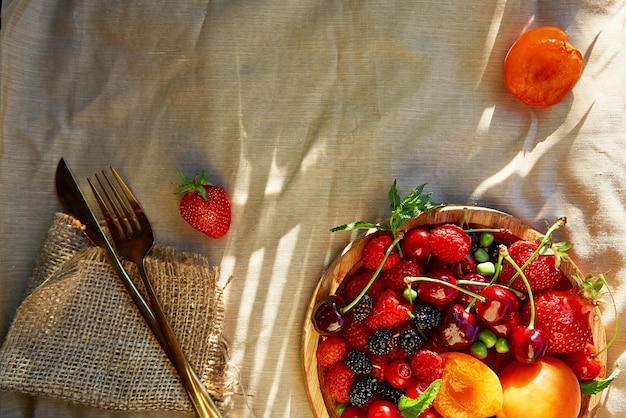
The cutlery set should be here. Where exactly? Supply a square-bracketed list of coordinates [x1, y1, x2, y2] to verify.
[54, 158, 222, 418]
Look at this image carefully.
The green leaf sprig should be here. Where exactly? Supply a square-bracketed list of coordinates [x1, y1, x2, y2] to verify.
[331, 181, 445, 239]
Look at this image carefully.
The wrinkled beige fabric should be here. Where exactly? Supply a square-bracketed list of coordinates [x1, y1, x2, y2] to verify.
[1, 0, 626, 417]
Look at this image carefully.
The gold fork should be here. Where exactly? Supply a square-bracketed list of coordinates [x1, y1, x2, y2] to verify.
[88, 167, 222, 418]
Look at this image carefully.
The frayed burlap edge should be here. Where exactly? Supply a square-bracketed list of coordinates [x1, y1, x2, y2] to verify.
[0, 213, 232, 412]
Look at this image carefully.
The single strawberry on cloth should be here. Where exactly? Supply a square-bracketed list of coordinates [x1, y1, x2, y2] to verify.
[0, 213, 230, 412]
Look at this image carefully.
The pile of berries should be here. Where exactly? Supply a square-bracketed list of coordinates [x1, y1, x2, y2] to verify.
[312, 215, 611, 418]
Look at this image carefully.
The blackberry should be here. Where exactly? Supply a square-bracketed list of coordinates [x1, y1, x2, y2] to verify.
[367, 329, 397, 355]
[344, 350, 373, 375]
[349, 377, 377, 407]
[398, 329, 424, 355]
[377, 381, 404, 404]
[413, 304, 442, 330]
[350, 294, 373, 322]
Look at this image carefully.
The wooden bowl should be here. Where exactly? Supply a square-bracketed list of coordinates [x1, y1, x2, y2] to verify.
[301, 205, 606, 418]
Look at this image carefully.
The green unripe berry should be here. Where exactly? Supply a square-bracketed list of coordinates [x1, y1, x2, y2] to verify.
[479, 329, 497, 348]
[480, 232, 495, 248]
[403, 287, 418, 304]
[477, 261, 496, 276]
[470, 341, 488, 360]
[473, 248, 490, 263]
[495, 337, 510, 354]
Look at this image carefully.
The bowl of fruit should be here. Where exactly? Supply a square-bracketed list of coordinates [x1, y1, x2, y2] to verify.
[302, 183, 616, 418]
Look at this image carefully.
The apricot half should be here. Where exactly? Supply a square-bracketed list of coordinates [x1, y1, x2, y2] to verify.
[504, 26, 583, 108]
[433, 352, 503, 418]
[496, 356, 581, 418]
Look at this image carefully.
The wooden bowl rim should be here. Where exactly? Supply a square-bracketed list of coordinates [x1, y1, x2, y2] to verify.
[301, 205, 605, 418]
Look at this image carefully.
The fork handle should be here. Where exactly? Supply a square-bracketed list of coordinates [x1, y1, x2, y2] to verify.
[137, 266, 223, 418]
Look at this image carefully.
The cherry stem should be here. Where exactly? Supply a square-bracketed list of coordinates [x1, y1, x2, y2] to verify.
[456, 280, 526, 299]
[505, 217, 566, 287]
[405, 276, 486, 303]
[500, 245, 536, 328]
[341, 236, 402, 313]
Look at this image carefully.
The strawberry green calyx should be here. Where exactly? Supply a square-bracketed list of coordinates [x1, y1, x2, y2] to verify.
[176, 169, 214, 201]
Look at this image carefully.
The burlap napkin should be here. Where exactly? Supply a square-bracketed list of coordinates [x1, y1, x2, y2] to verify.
[0, 213, 228, 412]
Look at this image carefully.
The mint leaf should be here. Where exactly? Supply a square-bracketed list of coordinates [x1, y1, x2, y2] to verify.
[580, 365, 620, 395]
[331, 181, 445, 237]
[398, 379, 441, 418]
[329, 221, 380, 232]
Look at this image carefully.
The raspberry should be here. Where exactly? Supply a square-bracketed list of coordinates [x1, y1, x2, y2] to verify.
[350, 294, 373, 322]
[362, 235, 400, 271]
[324, 363, 356, 404]
[365, 289, 413, 330]
[341, 271, 384, 302]
[398, 329, 424, 355]
[429, 224, 471, 264]
[380, 259, 424, 291]
[316, 336, 347, 367]
[343, 321, 371, 351]
[410, 350, 444, 384]
[349, 377, 377, 407]
[413, 304, 443, 330]
[367, 329, 397, 355]
[344, 350, 373, 375]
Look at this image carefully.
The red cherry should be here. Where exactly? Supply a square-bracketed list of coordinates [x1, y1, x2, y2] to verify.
[401, 228, 432, 260]
[311, 295, 347, 335]
[367, 400, 400, 418]
[341, 406, 367, 418]
[418, 410, 438, 418]
[384, 359, 414, 389]
[509, 325, 549, 363]
[487, 311, 521, 338]
[456, 273, 488, 307]
[561, 343, 603, 381]
[439, 303, 483, 350]
[417, 268, 458, 307]
[458, 254, 478, 276]
[475, 286, 520, 326]
[405, 380, 430, 399]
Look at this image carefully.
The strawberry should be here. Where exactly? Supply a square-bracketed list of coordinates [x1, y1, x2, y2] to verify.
[361, 235, 400, 271]
[324, 363, 356, 404]
[316, 336, 347, 367]
[521, 289, 593, 354]
[176, 170, 231, 239]
[428, 224, 471, 264]
[498, 240, 563, 292]
[365, 289, 413, 330]
[380, 259, 423, 291]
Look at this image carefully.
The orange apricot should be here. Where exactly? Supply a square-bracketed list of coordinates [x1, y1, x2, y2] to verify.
[433, 352, 503, 418]
[496, 356, 581, 418]
[504, 26, 583, 108]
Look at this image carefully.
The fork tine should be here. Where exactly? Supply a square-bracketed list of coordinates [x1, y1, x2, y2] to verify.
[88, 176, 126, 240]
[109, 166, 150, 230]
[100, 171, 141, 232]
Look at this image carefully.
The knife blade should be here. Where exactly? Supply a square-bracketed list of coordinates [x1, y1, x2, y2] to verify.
[54, 158, 159, 331]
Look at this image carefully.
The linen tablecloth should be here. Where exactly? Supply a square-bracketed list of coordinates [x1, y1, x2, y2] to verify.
[1, 1, 626, 417]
